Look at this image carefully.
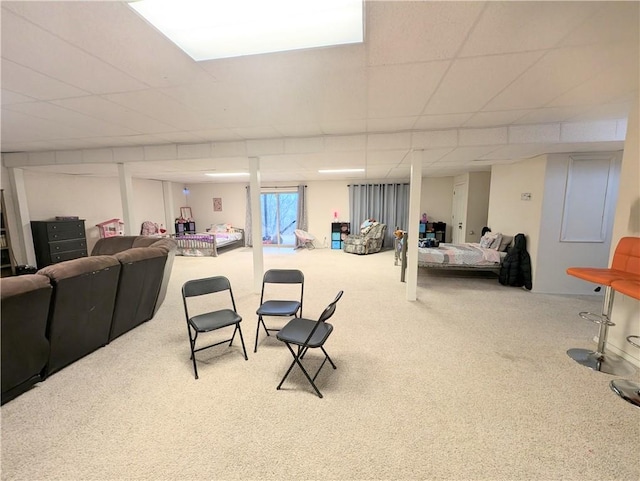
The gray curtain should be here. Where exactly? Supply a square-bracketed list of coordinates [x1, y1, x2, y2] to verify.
[244, 186, 252, 247]
[295, 184, 308, 248]
[348, 183, 410, 249]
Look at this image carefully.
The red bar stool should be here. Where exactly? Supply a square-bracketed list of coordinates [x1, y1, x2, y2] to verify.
[609, 279, 640, 408]
[566, 237, 640, 375]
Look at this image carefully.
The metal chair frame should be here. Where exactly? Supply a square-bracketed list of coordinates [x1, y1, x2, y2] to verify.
[254, 269, 304, 352]
[182, 276, 247, 379]
[276, 291, 343, 398]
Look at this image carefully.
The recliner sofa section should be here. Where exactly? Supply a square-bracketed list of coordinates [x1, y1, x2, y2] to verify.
[38, 256, 122, 376]
[0, 235, 177, 404]
[1, 274, 53, 405]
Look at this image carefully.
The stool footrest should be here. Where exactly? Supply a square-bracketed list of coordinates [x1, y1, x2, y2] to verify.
[579, 311, 615, 327]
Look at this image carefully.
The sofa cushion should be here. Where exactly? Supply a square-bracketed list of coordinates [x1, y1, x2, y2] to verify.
[38, 255, 120, 281]
[91, 236, 137, 255]
[1, 274, 52, 404]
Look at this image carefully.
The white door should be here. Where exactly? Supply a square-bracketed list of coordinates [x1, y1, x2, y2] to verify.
[452, 182, 467, 244]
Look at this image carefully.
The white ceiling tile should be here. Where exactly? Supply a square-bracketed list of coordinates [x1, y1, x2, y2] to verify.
[368, 61, 450, 118]
[367, 117, 416, 133]
[437, 146, 498, 163]
[425, 52, 544, 114]
[320, 119, 367, 135]
[460, 1, 599, 57]
[113, 147, 145, 163]
[413, 114, 471, 130]
[367, 132, 411, 151]
[459, 127, 508, 146]
[2, 9, 147, 94]
[509, 124, 560, 144]
[484, 44, 616, 111]
[1, 60, 89, 100]
[514, 107, 591, 125]
[464, 110, 531, 127]
[274, 124, 324, 138]
[325, 135, 366, 152]
[412, 130, 458, 149]
[177, 143, 212, 160]
[52, 96, 176, 134]
[560, 2, 639, 47]
[1, 88, 37, 104]
[367, 1, 484, 65]
[232, 126, 283, 140]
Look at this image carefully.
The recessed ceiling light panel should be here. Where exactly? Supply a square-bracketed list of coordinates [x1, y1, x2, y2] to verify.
[128, 0, 364, 61]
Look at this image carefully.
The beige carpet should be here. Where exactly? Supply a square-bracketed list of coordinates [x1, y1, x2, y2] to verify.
[1, 247, 639, 481]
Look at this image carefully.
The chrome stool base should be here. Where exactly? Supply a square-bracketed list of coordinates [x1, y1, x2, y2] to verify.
[610, 379, 640, 408]
[567, 348, 637, 376]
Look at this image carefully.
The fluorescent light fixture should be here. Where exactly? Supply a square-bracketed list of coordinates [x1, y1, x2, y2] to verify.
[318, 168, 365, 173]
[128, 0, 364, 61]
[205, 172, 250, 177]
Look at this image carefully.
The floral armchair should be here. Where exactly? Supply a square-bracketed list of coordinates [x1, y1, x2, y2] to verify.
[343, 222, 387, 255]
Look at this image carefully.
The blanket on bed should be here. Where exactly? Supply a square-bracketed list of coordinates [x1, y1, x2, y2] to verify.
[418, 243, 502, 266]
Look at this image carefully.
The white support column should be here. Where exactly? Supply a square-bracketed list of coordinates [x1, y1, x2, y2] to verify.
[406, 150, 423, 301]
[118, 163, 135, 236]
[7, 168, 35, 266]
[249, 157, 264, 293]
[162, 181, 174, 233]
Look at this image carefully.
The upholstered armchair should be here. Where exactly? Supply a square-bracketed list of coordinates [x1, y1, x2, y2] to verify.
[343, 222, 387, 255]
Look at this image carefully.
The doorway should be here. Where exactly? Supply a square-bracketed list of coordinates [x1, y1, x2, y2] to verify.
[452, 181, 467, 244]
[260, 191, 298, 246]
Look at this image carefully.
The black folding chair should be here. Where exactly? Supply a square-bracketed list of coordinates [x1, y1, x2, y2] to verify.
[181, 276, 247, 379]
[254, 269, 304, 352]
[276, 291, 343, 398]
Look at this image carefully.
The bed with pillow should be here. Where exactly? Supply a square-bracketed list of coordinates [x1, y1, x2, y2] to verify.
[399, 228, 513, 274]
[172, 224, 244, 257]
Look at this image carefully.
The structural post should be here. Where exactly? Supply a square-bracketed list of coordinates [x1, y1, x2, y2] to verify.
[406, 150, 423, 301]
[7, 168, 35, 266]
[249, 156, 264, 293]
[118, 163, 135, 235]
[162, 181, 174, 233]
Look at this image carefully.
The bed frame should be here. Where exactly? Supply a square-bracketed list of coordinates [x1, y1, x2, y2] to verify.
[171, 228, 244, 257]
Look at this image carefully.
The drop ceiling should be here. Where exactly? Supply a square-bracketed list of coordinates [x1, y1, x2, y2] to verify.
[1, 1, 638, 184]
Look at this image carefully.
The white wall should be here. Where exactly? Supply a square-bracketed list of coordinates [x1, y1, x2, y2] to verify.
[180, 180, 351, 247]
[466, 172, 491, 243]
[20, 171, 165, 254]
[535, 152, 621, 294]
[608, 92, 640, 366]
[487, 157, 546, 290]
[420, 176, 453, 241]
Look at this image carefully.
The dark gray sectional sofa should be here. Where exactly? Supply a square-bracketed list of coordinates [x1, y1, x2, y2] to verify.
[0, 236, 176, 404]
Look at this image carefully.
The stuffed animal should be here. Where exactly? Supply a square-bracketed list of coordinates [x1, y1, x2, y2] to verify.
[394, 229, 405, 239]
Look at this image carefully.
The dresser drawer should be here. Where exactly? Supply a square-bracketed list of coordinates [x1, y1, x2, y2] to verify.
[46, 222, 86, 241]
[51, 249, 88, 264]
[48, 238, 87, 255]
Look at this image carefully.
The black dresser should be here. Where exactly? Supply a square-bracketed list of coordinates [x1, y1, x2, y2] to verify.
[31, 219, 88, 268]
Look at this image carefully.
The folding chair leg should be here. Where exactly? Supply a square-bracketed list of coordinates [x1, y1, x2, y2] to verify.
[235, 324, 248, 360]
[189, 330, 199, 380]
[254, 316, 272, 352]
[277, 343, 324, 398]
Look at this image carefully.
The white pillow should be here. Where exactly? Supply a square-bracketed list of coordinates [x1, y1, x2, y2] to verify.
[480, 232, 501, 249]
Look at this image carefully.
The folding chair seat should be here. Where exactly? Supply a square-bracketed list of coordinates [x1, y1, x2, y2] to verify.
[566, 236, 640, 375]
[181, 276, 247, 379]
[254, 269, 304, 352]
[276, 291, 343, 398]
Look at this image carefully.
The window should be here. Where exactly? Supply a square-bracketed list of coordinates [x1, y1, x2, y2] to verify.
[260, 191, 298, 246]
